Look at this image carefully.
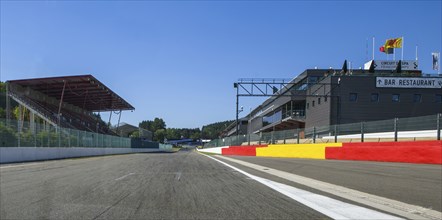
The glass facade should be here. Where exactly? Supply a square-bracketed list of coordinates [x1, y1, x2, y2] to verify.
[371, 93, 379, 102]
[392, 94, 400, 102]
[262, 110, 282, 126]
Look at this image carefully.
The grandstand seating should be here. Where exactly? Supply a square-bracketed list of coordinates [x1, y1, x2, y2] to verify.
[9, 90, 114, 135]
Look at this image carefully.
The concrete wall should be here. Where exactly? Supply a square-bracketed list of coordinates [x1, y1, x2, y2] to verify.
[0, 147, 162, 164]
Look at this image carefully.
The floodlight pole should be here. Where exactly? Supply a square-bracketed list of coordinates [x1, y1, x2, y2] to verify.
[235, 83, 239, 136]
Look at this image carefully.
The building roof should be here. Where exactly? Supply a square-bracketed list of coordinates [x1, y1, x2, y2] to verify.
[7, 75, 134, 112]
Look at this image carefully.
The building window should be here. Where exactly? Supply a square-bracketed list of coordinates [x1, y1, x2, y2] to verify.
[318, 97, 321, 105]
[392, 94, 400, 102]
[413, 94, 422, 103]
[371, 93, 379, 102]
[312, 101, 315, 107]
[349, 93, 358, 102]
[436, 94, 442, 103]
[307, 103, 309, 109]
[325, 97, 328, 102]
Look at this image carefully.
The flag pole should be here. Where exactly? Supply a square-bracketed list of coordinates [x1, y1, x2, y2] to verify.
[393, 48, 395, 60]
[415, 45, 418, 61]
[401, 37, 404, 60]
[372, 36, 375, 60]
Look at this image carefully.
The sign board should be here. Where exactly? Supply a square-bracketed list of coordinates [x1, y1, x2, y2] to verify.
[376, 77, 442, 88]
[364, 60, 419, 70]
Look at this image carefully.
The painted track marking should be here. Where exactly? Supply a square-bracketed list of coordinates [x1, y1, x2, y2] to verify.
[201, 153, 402, 220]
[115, 173, 135, 181]
[213, 154, 442, 220]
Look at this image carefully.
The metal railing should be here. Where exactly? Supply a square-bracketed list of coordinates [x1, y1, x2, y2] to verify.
[204, 114, 441, 148]
[0, 118, 131, 148]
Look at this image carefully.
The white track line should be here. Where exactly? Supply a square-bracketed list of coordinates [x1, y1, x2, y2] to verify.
[115, 173, 135, 181]
[0, 162, 56, 169]
[214, 155, 442, 220]
[202, 153, 403, 220]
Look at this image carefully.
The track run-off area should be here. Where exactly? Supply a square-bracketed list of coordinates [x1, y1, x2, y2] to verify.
[1, 149, 441, 220]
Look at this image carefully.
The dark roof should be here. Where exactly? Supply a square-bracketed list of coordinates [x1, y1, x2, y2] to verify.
[7, 75, 134, 111]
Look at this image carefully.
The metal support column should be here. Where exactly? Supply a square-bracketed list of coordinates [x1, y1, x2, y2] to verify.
[394, 118, 398, 142]
[361, 122, 364, 142]
[57, 80, 67, 129]
[437, 113, 441, 141]
[117, 110, 122, 136]
[17, 105, 22, 147]
[313, 127, 316, 143]
[235, 84, 239, 136]
[334, 125, 338, 143]
[5, 83, 11, 126]
[297, 129, 300, 144]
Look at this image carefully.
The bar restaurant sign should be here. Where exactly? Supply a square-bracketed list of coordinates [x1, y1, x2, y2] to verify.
[376, 77, 442, 89]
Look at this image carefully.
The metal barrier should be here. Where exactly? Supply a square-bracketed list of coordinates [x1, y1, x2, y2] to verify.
[0, 118, 131, 148]
[204, 114, 441, 148]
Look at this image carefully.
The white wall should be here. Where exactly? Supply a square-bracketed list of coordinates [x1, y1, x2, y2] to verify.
[0, 147, 162, 164]
[197, 146, 229, 154]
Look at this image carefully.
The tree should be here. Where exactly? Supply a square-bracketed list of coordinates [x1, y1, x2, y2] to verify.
[201, 120, 234, 139]
[139, 120, 153, 131]
[139, 117, 166, 132]
[154, 129, 166, 142]
[129, 130, 140, 138]
[152, 118, 166, 131]
[0, 108, 5, 118]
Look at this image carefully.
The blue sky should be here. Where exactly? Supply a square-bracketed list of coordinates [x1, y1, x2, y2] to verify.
[1, 1, 441, 128]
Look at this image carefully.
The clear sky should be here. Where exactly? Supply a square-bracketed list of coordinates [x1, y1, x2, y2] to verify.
[1, 1, 441, 129]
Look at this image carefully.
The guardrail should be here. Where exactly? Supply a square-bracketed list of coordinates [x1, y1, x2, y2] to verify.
[204, 114, 441, 148]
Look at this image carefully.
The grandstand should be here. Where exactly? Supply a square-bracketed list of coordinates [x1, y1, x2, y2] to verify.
[5, 75, 134, 135]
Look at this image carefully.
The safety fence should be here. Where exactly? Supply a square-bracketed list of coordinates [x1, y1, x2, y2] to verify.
[0, 118, 131, 148]
[204, 114, 441, 148]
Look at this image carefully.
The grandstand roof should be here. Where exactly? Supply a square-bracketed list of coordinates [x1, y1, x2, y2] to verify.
[7, 75, 134, 111]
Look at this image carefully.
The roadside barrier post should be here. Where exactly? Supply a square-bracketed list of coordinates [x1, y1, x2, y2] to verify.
[394, 118, 398, 142]
[283, 130, 286, 144]
[334, 125, 338, 143]
[313, 127, 316, 143]
[437, 114, 441, 141]
[296, 129, 300, 144]
[361, 122, 364, 143]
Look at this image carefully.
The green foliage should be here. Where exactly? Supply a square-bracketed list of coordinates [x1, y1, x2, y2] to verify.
[165, 128, 201, 140]
[13, 106, 29, 120]
[0, 107, 5, 118]
[201, 120, 234, 139]
[139, 117, 166, 132]
[0, 81, 5, 93]
[154, 129, 166, 142]
[0, 122, 17, 146]
[129, 130, 140, 138]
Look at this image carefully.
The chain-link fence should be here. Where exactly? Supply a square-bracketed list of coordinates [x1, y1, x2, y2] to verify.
[0, 118, 131, 148]
[204, 114, 441, 148]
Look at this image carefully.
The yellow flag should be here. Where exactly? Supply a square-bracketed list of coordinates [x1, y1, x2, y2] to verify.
[385, 37, 403, 49]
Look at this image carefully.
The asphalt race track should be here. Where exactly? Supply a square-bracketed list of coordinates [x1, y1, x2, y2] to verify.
[1, 149, 441, 219]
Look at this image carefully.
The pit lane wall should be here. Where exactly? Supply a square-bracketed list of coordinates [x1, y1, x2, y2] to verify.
[199, 140, 442, 164]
